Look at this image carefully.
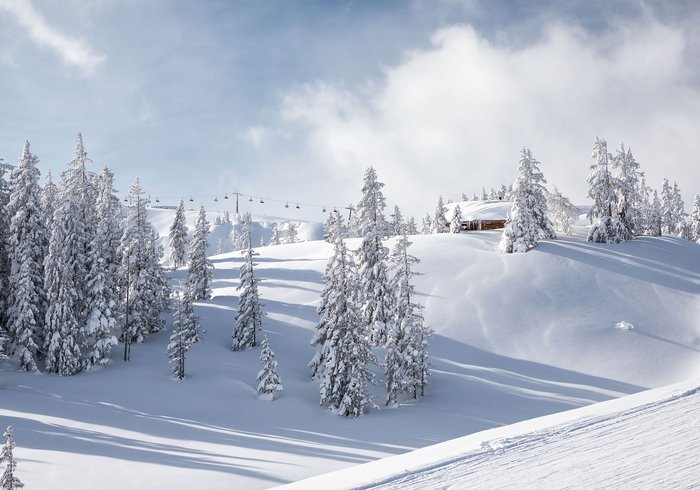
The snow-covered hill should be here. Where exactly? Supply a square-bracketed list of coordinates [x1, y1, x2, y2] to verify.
[286, 378, 700, 489]
[1, 226, 699, 488]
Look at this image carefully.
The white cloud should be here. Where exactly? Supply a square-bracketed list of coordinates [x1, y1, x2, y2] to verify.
[241, 125, 270, 147]
[282, 19, 700, 218]
[0, 0, 105, 73]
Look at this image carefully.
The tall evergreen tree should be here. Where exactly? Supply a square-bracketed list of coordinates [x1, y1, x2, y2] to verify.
[587, 137, 616, 222]
[405, 216, 419, 235]
[547, 187, 579, 235]
[317, 235, 377, 417]
[431, 196, 448, 233]
[500, 148, 555, 253]
[285, 222, 299, 244]
[449, 204, 462, 233]
[0, 426, 23, 490]
[6, 141, 47, 371]
[660, 178, 675, 235]
[117, 179, 169, 359]
[232, 219, 264, 351]
[167, 285, 199, 380]
[84, 167, 122, 368]
[421, 213, 432, 235]
[689, 194, 700, 243]
[352, 167, 389, 238]
[257, 335, 283, 399]
[188, 206, 212, 301]
[390, 205, 404, 236]
[309, 214, 345, 378]
[611, 143, 643, 235]
[385, 234, 429, 405]
[44, 197, 84, 376]
[671, 182, 685, 235]
[0, 160, 10, 334]
[169, 199, 189, 268]
[270, 224, 281, 245]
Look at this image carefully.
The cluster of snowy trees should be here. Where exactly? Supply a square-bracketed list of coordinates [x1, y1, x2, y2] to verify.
[0, 136, 170, 375]
[312, 167, 430, 417]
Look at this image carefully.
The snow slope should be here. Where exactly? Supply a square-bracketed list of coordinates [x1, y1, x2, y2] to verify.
[1, 225, 699, 488]
[286, 378, 700, 489]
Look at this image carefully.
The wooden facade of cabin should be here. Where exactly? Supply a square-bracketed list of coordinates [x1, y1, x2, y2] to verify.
[445, 219, 507, 231]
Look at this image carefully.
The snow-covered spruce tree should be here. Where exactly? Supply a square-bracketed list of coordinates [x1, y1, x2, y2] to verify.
[390, 205, 404, 236]
[169, 199, 189, 269]
[215, 238, 224, 255]
[257, 335, 283, 399]
[500, 148, 556, 253]
[44, 197, 84, 376]
[0, 426, 23, 490]
[232, 222, 264, 351]
[41, 168, 58, 234]
[547, 187, 579, 235]
[117, 179, 169, 359]
[6, 141, 48, 371]
[167, 285, 199, 380]
[351, 167, 393, 345]
[449, 204, 462, 233]
[0, 160, 10, 333]
[188, 206, 212, 301]
[317, 236, 378, 417]
[660, 179, 674, 235]
[586, 137, 617, 223]
[431, 195, 448, 233]
[671, 182, 685, 235]
[84, 167, 122, 368]
[385, 234, 421, 405]
[309, 213, 346, 378]
[324, 210, 343, 243]
[421, 213, 432, 235]
[405, 216, 418, 235]
[270, 224, 281, 245]
[352, 167, 389, 238]
[611, 143, 644, 235]
[689, 194, 700, 242]
[647, 190, 663, 237]
[285, 222, 299, 244]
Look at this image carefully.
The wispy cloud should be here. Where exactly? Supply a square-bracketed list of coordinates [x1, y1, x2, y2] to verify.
[0, 0, 104, 73]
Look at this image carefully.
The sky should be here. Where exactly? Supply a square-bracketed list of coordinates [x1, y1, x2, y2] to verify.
[1, 0, 699, 222]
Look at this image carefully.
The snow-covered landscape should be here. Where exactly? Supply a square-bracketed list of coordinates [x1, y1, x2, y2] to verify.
[2, 1, 700, 488]
[2, 199, 700, 488]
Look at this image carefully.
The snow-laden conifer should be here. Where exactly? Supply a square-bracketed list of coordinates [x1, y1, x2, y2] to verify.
[118, 179, 169, 358]
[405, 216, 418, 235]
[647, 190, 663, 237]
[660, 179, 674, 235]
[270, 224, 281, 245]
[0, 161, 10, 331]
[390, 205, 404, 236]
[216, 238, 224, 255]
[232, 217, 264, 351]
[387, 235, 430, 403]
[6, 141, 48, 371]
[357, 225, 393, 346]
[309, 213, 345, 378]
[547, 187, 579, 235]
[167, 285, 199, 380]
[611, 143, 644, 235]
[431, 196, 448, 233]
[188, 206, 212, 301]
[671, 182, 685, 235]
[352, 167, 389, 238]
[84, 167, 121, 368]
[689, 194, 700, 242]
[324, 210, 340, 243]
[500, 148, 555, 253]
[449, 204, 462, 233]
[285, 222, 299, 244]
[587, 137, 617, 222]
[421, 213, 432, 235]
[0, 426, 23, 490]
[317, 236, 377, 417]
[257, 335, 283, 399]
[44, 197, 84, 375]
[169, 199, 189, 268]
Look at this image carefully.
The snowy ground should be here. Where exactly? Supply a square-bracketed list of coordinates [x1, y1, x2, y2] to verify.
[1, 216, 699, 488]
[287, 378, 700, 489]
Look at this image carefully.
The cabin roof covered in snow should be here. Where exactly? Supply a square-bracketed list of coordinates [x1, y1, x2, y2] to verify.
[444, 200, 512, 222]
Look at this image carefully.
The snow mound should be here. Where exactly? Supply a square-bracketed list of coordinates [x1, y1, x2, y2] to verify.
[615, 321, 635, 330]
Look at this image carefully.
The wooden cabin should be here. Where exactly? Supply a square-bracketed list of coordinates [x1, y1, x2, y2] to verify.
[444, 200, 511, 231]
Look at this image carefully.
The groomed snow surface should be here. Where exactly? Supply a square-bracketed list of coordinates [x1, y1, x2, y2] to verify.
[2, 214, 700, 488]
